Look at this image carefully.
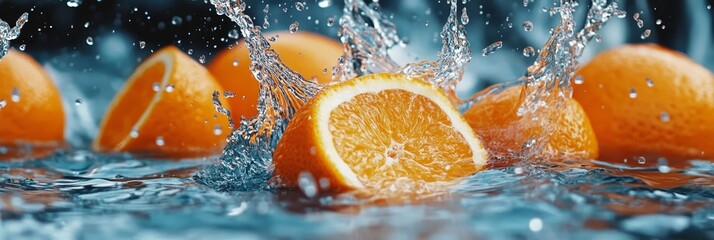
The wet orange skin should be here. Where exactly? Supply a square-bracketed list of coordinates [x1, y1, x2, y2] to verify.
[208, 31, 344, 122]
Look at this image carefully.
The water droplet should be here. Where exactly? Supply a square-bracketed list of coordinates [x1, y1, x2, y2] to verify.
[522, 46, 535, 57]
[326, 17, 335, 27]
[482, 41, 503, 56]
[187, 49, 193, 55]
[318, 0, 331, 8]
[522, 20, 533, 31]
[155, 136, 165, 146]
[632, 13, 640, 21]
[213, 125, 223, 135]
[232, 59, 239, 67]
[629, 88, 637, 99]
[295, 2, 305, 11]
[199, 55, 206, 64]
[640, 29, 651, 39]
[708, 5, 712, 10]
[574, 75, 584, 84]
[657, 158, 670, 173]
[646, 78, 654, 87]
[139, 41, 146, 49]
[86, 37, 94, 45]
[655, 19, 662, 25]
[637, 156, 646, 164]
[152, 82, 160, 92]
[83, 22, 89, 28]
[10, 88, 20, 102]
[67, 0, 82, 7]
[424, 21, 429, 27]
[289, 21, 300, 33]
[224, 91, 236, 98]
[636, 19, 644, 28]
[523, 0, 529, 7]
[228, 29, 240, 39]
[460, 7, 469, 25]
[74, 99, 83, 105]
[165, 84, 175, 93]
[0, 99, 6, 109]
[319, 178, 330, 190]
[130, 128, 139, 138]
[529, 218, 543, 232]
[18, 44, 25, 51]
[171, 16, 182, 25]
[298, 171, 317, 198]
[660, 112, 670, 122]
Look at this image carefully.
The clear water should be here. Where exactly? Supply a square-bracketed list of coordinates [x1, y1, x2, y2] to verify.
[3, 0, 714, 239]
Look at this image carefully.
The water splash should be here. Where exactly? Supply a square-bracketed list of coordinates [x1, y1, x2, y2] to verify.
[461, 0, 625, 160]
[336, 0, 403, 80]
[400, 0, 472, 102]
[195, 0, 321, 191]
[0, 13, 29, 60]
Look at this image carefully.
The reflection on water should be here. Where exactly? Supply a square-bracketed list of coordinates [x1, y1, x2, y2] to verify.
[2, 152, 714, 239]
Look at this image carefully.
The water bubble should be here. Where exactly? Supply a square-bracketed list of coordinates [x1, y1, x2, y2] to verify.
[522, 20, 533, 31]
[67, 0, 82, 7]
[289, 21, 300, 33]
[522, 46, 535, 57]
[629, 88, 637, 99]
[139, 41, 146, 49]
[636, 156, 646, 165]
[10, 88, 19, 102]
[18, 44, 25, 51]
[165, 84, 175, 93]
[130, 128, 139, 138]
[0, 99, 6, 109]
[326, 17, 335, 27]
[298, 171, 318, 198]
[460, 7, 469, 25]
[529, 218, 543, 232]
[482, 41, 503, 56]
[199, 55, 206, 64]
[640, 29, 651, 39]
[574, 75, 584, 84]
[295, 2, 305, 11]
[213, 125, 223, 136]
[228, 29, 240, 39]
[74, 99, 83, 105]
[646, 78, 654, 87]
[318, 0, 331, 8]
[171, 16, 183, 26]
[155, 136, 165, 146]
[86, 37, 94, 45]
[660, 112, 670, 122]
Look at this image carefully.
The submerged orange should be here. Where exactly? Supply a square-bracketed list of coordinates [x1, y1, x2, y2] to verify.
[273, 73, 488, 193]
[94, 46, 231, 158]
[209, 31, 343, 121]
[0, 49, 65, 159]
[573, 44, 714, 165]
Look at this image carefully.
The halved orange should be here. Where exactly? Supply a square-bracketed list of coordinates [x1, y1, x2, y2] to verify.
[0, 49, 65, 160]
[93, 46, 232, 158]
[273, 73, 487, 193]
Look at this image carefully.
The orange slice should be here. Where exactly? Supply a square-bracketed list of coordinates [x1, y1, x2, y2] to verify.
[93, 46, 232, 158]
[0, 49, 65, 160]
[273, 73, 487, 193]
[208, 31, 343, 121]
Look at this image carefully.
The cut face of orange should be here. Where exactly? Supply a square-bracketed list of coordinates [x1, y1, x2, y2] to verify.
[273, 73, 487, 193]
[93, 46, 232, 158]
[0, 49, 65, 160]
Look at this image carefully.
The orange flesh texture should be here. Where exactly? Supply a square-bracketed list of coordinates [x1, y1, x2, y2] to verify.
[94, 46, 231, 157]
[0, 50, 65, 144]
[463, 85, 598, 165]
[208, 31, 343, 121]
[573, 44, 714, 165]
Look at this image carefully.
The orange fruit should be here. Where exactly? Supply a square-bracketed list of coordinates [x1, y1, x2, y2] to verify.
[272, 73, 487, 193]
[208, 31, 343, 121]
[0, 49, 65, 159]
[93, 46, 232, 158]
[573, 44, 714, 165]
[463, 85, 598, 166]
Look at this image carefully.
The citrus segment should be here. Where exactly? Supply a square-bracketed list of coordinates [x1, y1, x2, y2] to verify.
[94, 46, 232, 158]
[273, 73, 487, 193]
[209, 31, 343, 121]
[573, 44, 714, 165]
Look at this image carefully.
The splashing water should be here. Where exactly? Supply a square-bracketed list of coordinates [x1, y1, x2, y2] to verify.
[0, 12, 29, 60]
[460, 0, 626, 161]
[195, 0, 321, 191]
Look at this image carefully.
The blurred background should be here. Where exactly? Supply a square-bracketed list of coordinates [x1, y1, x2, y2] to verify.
[0, 0, 712, 146]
